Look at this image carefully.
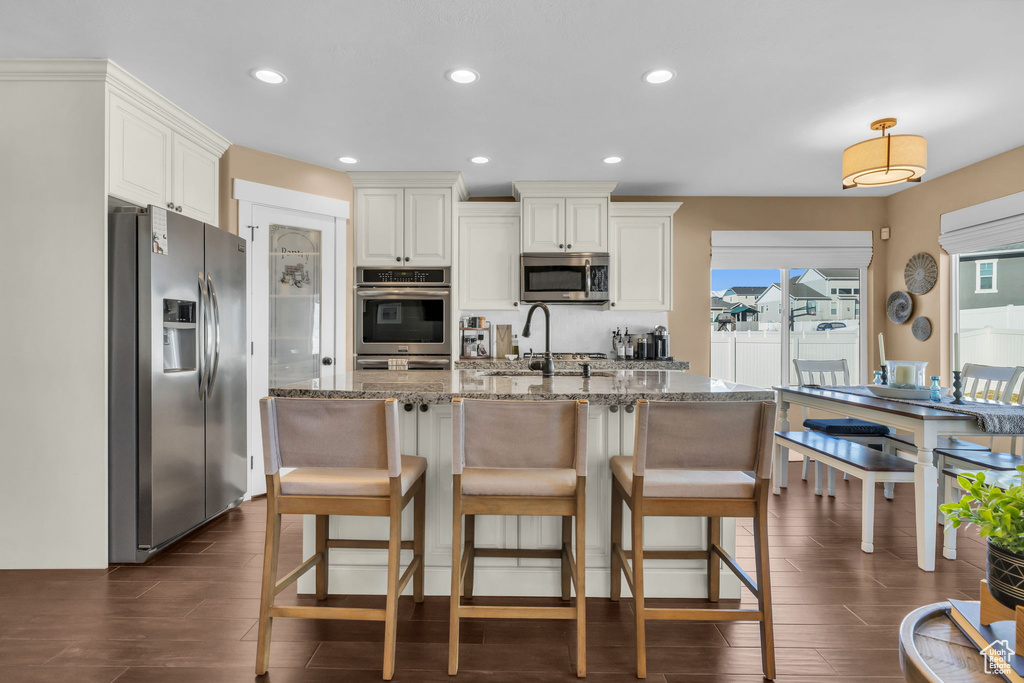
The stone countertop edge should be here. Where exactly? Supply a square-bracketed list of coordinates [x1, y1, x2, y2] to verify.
[455, 359, 690, 371]
[269, 388, 772, 404]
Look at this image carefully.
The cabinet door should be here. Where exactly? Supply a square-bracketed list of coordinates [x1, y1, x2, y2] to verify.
[404, 189, 450, 265]
[458, 216, 521, 310]
[172, 134, 219, 226]
[565, 197, 608, 252]
[356, 188, 405, 265]
[522, 197, 565, 253]
[610, 216, 672, 311]
[108, 92, 172, 209]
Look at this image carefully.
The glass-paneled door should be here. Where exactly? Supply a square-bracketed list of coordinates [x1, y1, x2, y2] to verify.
[250, 205, 340, 495]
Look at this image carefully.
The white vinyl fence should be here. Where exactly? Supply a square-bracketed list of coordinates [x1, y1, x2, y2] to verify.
[960, 305, 1024, 331]
[961, 327, 1024, 370]
[711, 330, 860, 388]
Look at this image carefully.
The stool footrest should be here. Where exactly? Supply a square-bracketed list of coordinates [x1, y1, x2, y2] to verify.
[327, 539, 414, 550]
[458, 605, 577, 620]
[270, 605, 386, 621]
[474, 547, 563, 559]
[645, 607, 763, 622]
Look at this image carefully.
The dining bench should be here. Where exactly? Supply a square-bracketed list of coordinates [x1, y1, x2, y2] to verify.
[775, 430, 915, 552]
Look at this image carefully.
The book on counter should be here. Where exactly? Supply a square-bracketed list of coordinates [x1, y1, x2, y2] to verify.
[948, 599, 1024, 682]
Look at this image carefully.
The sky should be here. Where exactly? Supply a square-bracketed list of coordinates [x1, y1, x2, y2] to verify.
[711, 268, 808, 292]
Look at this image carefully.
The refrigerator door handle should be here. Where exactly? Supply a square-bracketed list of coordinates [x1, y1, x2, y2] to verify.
[206, 273, 222, 397]
[198, 271, 211, 397]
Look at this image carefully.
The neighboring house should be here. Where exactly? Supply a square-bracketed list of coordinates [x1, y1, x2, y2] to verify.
[958, 246, 1024, 310]
[721, 286, 766, 307]
[755, 277, 832, 323]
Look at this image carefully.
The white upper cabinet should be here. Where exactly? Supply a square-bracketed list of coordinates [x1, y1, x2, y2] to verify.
[521, 197, 565, 253]
[351, 173, 467, 267]
[515, 182, 615, 254]
[565, 196, 608, 252]
[405, 188, 450, 265]
[107, 83, 226, 226]
[609, 203, 681, 311]
[458, 204, 521, 310]
[356, 188, 405, 265]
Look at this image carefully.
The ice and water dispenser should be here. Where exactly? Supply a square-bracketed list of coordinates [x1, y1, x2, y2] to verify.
[162, 298, 197, 372]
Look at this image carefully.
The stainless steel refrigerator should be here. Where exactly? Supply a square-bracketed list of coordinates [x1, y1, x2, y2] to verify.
[109, 205, 247, 562]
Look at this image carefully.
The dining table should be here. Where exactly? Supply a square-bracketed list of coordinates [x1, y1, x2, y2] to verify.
[773, 385, 1024, 572]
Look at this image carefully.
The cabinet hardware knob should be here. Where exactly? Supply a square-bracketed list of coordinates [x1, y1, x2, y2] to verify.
[559, 244, 564, 249]
[567, 244, 572, 249]
[419, 404, 428, 412]
[175, 206, 182, 212]
[405, 256, 410, 262]
[513, 301, 518, 306]
[396, 257, 401, 262]
[625, 403, 635, 414]
[611, 302, 616, 307]
[321, 357, 334, 366]
[404, 403, 414, 412]
[609, 405, 619, 413]
[166, 202, 174, 209]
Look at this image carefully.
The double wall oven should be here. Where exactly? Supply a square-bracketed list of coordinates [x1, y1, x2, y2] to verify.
[355, 266, 451, 370]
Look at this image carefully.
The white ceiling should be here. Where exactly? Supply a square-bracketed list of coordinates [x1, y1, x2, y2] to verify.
[3, 0, 1023, 197]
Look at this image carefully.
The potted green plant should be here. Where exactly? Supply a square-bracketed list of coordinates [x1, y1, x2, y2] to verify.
[941, 466, 1024, 609]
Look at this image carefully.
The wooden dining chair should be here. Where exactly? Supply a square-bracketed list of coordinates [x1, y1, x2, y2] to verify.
[257, 397, 427, 680]
[610, 399, 778, 679]
[449, 397, 588, 677]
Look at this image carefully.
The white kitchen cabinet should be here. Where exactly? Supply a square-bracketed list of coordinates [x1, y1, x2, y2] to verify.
[350, 173, 467, 267]
[355, 188, 405, 265]
[108, 90, 222, 226]
[565, 196, 608, 252]
[458, 208, 521, 310]
[608, 203, 681, 311]
[522, 197, 565, 253]
[108, 92, 172, 210]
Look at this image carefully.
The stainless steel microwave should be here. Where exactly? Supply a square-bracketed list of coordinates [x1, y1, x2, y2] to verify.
[520, 253, 610, 304]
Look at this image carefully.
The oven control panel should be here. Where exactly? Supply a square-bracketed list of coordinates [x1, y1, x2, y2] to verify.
[357, 267, 450, 285]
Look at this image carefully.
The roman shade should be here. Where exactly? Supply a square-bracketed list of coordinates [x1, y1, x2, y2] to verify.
[711, 231, 873, 269]
[939, 190, 1024, 255]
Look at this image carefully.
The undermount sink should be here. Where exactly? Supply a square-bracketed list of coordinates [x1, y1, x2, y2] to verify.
[478, 370, 614, 378]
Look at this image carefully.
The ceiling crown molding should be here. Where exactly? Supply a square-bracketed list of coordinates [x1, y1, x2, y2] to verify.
[513, 181, 618, 200]
[348, 171, 468, 200]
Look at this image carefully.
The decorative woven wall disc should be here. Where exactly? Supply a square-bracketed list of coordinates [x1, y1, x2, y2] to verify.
[904, 252, 938, 295]
[887, 291, 913, 324]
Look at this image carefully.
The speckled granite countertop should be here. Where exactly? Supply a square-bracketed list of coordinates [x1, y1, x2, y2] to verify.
[454, 358, 689, 371]
[270, 369, 770, 405]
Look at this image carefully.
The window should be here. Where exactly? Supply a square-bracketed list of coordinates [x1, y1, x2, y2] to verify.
[830, 301, 838, 315]
[838, 288, 853, 295]
[830, 287, 838, 294]
[854, 288, 860, 294]
[976, 260, 997, 293]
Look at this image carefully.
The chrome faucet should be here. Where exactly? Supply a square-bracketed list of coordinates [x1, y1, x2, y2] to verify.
[522, 302, 555, 377]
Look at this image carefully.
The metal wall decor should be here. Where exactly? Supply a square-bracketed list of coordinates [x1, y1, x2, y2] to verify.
[912, 316, 932, 341]
[887, 290, 913, 324]
[904, 252, 938, 294]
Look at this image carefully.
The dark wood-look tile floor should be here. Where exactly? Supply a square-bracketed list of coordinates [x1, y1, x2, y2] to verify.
[0, 462, 987, 681]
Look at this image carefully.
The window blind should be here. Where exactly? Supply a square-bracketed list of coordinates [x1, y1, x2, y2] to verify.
[939, 190, 1024, 255]
[710, 231, 873, 269]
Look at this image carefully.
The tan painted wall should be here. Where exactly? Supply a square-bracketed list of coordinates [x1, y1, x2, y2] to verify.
[219, 145, 355, 370]
[883, 145, 1024, 384]
[613, 197, 890, 377]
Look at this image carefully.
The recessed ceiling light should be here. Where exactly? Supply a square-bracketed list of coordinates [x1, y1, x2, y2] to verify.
[643, 69, 675, 85]
[337, 156, 358, 164]
[603, 156, 623, 164]
[251, 68, 286, 84]
[447, 68, 480, 84]
[469, 156, 490, 164]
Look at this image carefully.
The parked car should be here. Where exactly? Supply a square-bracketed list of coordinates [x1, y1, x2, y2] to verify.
[816, 322, 847, 331]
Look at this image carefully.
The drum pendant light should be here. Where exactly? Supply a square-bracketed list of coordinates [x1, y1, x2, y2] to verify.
[842, 118, 926, 189]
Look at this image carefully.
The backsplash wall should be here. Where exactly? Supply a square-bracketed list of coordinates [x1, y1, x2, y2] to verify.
[460, 307, 668, 358]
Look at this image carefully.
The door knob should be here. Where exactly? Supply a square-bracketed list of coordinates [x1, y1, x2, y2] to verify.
[322, 357, 334, 366]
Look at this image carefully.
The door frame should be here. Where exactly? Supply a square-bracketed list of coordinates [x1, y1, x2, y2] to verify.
[233, 179, 349, 498]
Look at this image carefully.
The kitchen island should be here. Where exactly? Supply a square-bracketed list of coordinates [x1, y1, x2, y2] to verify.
[271, 369, 772, 600]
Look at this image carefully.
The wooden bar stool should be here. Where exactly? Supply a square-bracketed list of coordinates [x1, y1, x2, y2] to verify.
[610, 399, 778, 680]
[257, 397, 427, 680]
[449, 397, 589, 677]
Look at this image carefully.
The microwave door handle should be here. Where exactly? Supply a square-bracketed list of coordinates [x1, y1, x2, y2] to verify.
[197, 272, 210, 397]
[206, 274, 221, 397]
[585, 259, 591, 299]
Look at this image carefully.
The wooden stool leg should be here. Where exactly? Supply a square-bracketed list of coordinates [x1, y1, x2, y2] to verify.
[632, 500, 646, 679]
[464, 514, 476, 599]
[413, 485, 426, 602]
[861, 474, 876, 554]
[561, 515, 573, 602]
[255, 482, 282, 675]
[753, 497, 776, 680]
[382, 484, 402, 681]
[707, 516, 721, 603]
[449, 477, 463, 676]
[610, 482, 622, 601]
[315, 514, 328, 600]
[575, 479, 587, 678]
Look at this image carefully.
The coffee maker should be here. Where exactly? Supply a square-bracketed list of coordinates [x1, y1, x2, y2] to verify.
[653, 325, 671, 360]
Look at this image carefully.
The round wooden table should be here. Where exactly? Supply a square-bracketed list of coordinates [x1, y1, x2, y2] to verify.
[899, 602, 990, 682]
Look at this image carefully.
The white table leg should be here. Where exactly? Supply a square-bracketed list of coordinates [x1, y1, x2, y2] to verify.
[914, 424, 938, 571]
[942, 474, 957, 560]
[827, 466, 836, 497]
[861, 473, 875, 553]
[773, 399, 790, 495]
[882, 482, 894, 500]
[814, 460, 823, 496]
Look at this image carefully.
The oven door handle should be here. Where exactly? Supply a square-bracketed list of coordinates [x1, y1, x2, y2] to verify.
[356, 289, 451, 297]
